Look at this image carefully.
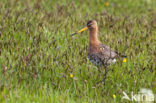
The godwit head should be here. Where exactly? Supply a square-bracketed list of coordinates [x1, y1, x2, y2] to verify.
[87, 20, 98, 30]
[70, 20, 98, 37]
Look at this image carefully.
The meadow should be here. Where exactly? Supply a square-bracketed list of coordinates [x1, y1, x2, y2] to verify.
[0, 0, 156, 102]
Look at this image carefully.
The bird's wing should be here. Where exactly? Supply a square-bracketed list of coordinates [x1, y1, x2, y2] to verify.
[99, 44, 118, 59]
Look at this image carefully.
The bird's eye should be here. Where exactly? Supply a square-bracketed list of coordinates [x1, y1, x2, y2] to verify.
[88, 23, 93, 27]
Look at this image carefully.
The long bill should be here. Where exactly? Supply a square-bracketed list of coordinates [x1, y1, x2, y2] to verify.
[71, 27, 88, 36]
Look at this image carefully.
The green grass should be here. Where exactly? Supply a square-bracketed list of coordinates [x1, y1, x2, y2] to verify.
[0, 0, 156, 102]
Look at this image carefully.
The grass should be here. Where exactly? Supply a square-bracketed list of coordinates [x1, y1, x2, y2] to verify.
[0, 0, 156, 102]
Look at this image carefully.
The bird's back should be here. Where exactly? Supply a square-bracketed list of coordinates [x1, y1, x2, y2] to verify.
[88, 44, 118, 66]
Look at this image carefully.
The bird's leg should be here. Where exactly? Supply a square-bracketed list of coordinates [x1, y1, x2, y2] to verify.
[96, 67, 104, 86]
[103, 66, 108, 86]
[96, 66, 108, 86]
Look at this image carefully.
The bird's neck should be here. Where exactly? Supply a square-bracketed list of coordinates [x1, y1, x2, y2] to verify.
[89, 28, 100, 47]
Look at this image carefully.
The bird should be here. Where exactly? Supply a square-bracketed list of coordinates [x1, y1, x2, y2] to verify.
[71, 20, 127, 85]
[71, 20, 124, 67]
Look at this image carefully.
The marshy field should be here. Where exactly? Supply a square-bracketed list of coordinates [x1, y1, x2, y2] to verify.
[0, 0, 156, 102]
